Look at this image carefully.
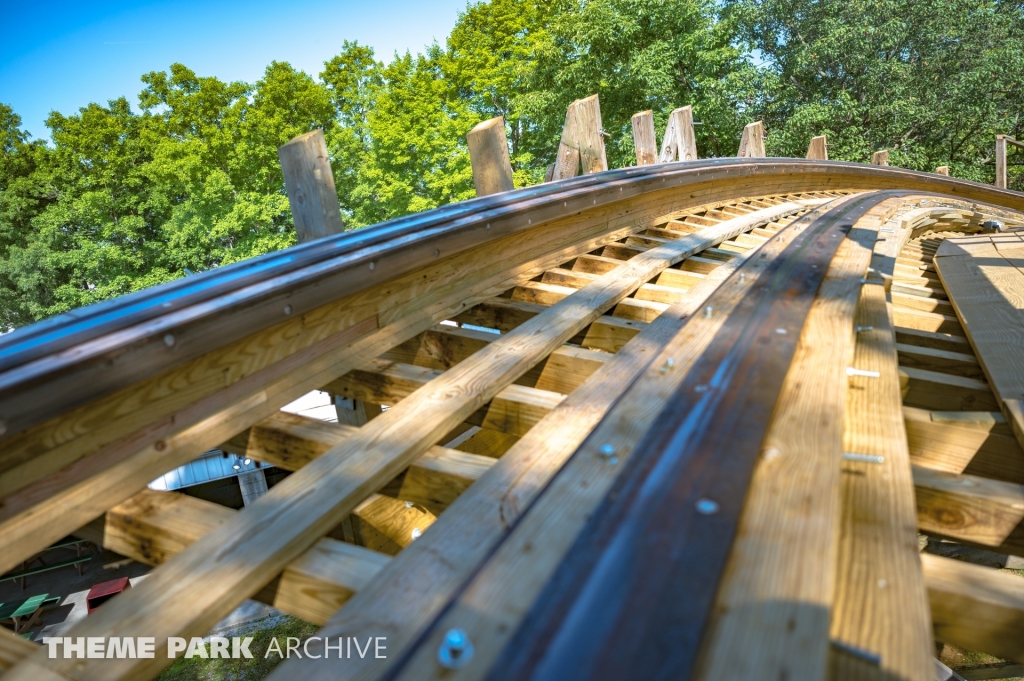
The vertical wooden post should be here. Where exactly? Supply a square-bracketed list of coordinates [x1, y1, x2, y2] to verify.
[631, 111, 658, 166]
[737, 121, 766, 158]
[277, 129, 345, 242]
[996, 135, 1008, 189]
[550, 95, 607, 181]
[659, 106, 698, 163]
[278, 130, 381, 427]
[467, 116, 514, 197]
[806, 135, 828, 160]
[871, 150, 890, 166]
[935, 166, 949, 176]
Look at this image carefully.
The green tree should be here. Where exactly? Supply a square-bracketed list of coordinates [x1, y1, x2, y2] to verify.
[727, 0, 1024, 183]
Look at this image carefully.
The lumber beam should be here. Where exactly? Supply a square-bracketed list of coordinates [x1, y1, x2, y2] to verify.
[873, 149, 890, 166]
[905, 407, 1024, 485]
[467, 116, 514, 197]
[806, 134, 828, 160]
[659, 105, 698, 163]
[99, 489, 389, 626]
[825, 197, 934, 681]
[630, 110, 658, 166]
[737, 120, 766, 158]
[936, 166, 950, 176]
[901, 366, 999, 412]
[278, 129, 345, 241]
[923, 553, 1024, 664]
[914, 466, 1024, 557]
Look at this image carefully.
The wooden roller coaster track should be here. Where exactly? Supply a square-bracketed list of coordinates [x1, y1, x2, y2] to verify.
[1, 106, 1023, 681]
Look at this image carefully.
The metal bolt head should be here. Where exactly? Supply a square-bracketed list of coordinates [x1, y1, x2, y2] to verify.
[438, 628, 474, 669]
[163, 334, 175, 347]
[695, 498, 719, 515]
[598, 443, 618, 465]
[703, 305, 714, 318]
[411, 528, 422, 540]
[283, 304, 292, 316]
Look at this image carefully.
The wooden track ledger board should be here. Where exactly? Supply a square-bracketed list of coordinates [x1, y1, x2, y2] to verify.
[934, 233, 1024, 450]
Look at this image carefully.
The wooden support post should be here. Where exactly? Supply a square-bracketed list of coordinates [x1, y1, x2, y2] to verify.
[996, 135, 1008, 189]
[872, 149, 890, 166]
[658, 106, 698, 163]
[630, 110, 658, 166]
[277, 129, 345, 242]
[279, 130, 379, 426]
[737, 121, 766, 158]
[550, 95, 607, 180]
[467, 116, 514, 197]
[936, 166, 950, 176]
[806, 134, 828, 160]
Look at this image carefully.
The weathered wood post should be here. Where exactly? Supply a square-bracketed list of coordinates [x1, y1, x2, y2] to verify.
[659, 106, 698, 163]
[467, 116, 514, 196]
[737, 121, 766, 158]
[278, 129, 381, 428]
[278, 129, 345, 242]
[631, 111, 658, 165]
[806, 135, 828, 160]
[997, 135, 1008, 189]
[935, 166, 949, 176]
[550, 94, 608, 180]
[871, 150, 890, 166]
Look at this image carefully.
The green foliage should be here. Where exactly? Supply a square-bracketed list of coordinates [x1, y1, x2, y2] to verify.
[2, 0, 1024, 327]
[726, 0, 1024, 182]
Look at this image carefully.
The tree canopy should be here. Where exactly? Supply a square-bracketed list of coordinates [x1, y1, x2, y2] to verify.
[2, 0, 1023, 328]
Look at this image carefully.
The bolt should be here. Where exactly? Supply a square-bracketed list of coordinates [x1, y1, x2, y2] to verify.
[703, 306, 714, 318]
[163, 334, 175, 347]
[369, 262, 375, 271]
[846, 367, 880, 378]
[411, 528, 422, 540]
[405, 501, 414, 508]
[855, 325, 874, 333]
[775, 328, 787, 335]
[283, 305, 292, 316]
[842, 452, 884, 464]
[659, 358, 675, 374]
[695, 498, 719, 515]
[438, 629, 474, 669]
[598, 443, 618, 465]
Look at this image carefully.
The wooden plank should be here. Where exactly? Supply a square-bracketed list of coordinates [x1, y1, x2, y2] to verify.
[550, 104, 580, 180]
[700, 197, 900, 680]
[905, 408, 1024, 485]
[278, 129, 345, 242]
[914, 466, 1024, 556]
[8, 202, 814, 681]
[923, 553, 1024, 663]
[896, 343, 985, 380]
[936, 166, 950, 176]
[829, 230, 936, 680]
[348, 494, 437, 555]
[737, 120, 766, 158]
[873, 149, 890, 166]
[630, 110, 658, 166]
[467, 116, 514, 197]
[955, 662, 1024, 680]
[902, 366, 999, 412]
[398, 447, 494, 515]
[0, 631, 36, 672]
[279, 197, 848, 681]
[807, 134, 828, 160]
[99, 489, 389, 625]
[935, 236, 1024, 451]
[659, 105, 698, 163]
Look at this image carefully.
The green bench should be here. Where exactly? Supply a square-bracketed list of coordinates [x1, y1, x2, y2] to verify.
[0, 555, 92, 589]
[0, 593, 60, 634]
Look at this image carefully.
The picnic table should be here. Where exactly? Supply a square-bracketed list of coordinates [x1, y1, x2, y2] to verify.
[0, 593, 59, 634]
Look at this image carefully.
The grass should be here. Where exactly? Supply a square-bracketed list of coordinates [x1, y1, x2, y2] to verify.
[156, 616, 319, 681]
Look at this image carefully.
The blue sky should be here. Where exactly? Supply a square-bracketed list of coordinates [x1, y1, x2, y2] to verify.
[0, 0, 470, 141]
